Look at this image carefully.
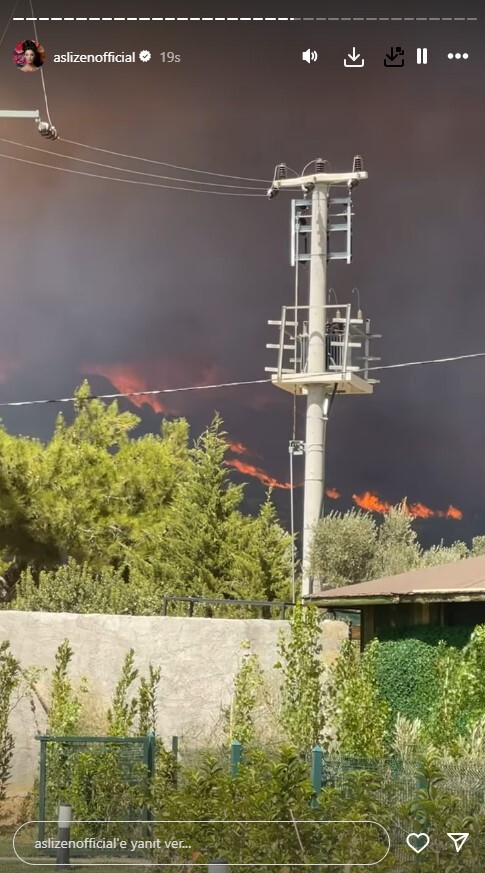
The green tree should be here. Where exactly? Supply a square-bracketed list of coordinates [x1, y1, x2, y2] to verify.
[47, 639, 86, 735]
[159, 415, 249, 601]
[0, 383, 190, 602]
[329, 640, 389, 757]
[310, 503, 473, 592]
[107, 649, 139, 736]
[309, 509, 377, 588]
[229, 494, 292, 606]
[2, 395, 292, 614]
[224, 642, 264, 745]
[0, 642, 22, 800]
[420, 539, 469, 567]
[370, 507, 422, 578]
[276, 602, 325, 749]
[471, 535, 485, 556]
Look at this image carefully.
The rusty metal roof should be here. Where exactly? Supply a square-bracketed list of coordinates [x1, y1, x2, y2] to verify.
[306, 553, 485, 605]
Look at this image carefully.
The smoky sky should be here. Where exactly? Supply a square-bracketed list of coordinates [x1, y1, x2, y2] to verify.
[0, 0, 483, 544]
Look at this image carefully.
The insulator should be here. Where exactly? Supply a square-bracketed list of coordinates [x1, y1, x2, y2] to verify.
[352, 155, 364, 173]
[267, 186, 278, 200]
[314, 158, 326, 173]
[38, 122, 58, 141]
[275, 163, 288, 180]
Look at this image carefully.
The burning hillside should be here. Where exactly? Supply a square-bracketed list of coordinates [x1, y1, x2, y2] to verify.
[82, 366, 463, 520]
[351, 491, 463, 520]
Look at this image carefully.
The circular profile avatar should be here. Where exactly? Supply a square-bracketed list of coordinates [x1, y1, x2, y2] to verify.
[13, 38, 45, 72]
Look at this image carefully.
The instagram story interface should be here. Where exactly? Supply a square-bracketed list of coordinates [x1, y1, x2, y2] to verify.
[0, 1, 484, 870]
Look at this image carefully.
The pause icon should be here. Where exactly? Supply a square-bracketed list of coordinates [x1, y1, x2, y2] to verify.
[417, 47, 428, 64]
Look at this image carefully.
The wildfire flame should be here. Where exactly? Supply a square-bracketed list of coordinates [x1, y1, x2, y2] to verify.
[83, 360, 226, 416]
[352, 492, 463, 520]
[353, 492, 392, 514]
[443, 505, 463, 520]
[228, 441, 253, 456]
[84, 364, 166, 413]
[226, 458, 291, 489]
[79, 368, 464, 521]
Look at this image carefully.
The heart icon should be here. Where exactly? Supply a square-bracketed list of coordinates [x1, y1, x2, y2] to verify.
[406, 833, 430, 854]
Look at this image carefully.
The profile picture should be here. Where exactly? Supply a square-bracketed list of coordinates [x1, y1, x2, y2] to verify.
[13, 38, 45, 72]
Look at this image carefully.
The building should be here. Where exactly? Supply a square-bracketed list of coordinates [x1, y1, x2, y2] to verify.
[306, 553, 485, 648]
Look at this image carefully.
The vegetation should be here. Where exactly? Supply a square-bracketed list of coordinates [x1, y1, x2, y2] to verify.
[310, 505, 479, 588]
[0, 383, 292, 612]
[2, 385, 485, 869]
[223, 641, 264, 745]
[1, 384, 478, 617]
[329, 639, 390, 757]
[39, 642, 160, 836]
[275, 601, 325, 749]
[0, 643, 25, 802]
[1, 614, 485, 869]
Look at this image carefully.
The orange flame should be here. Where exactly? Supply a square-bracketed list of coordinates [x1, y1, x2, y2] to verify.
[76, 373, 464, 521]
[84, 364, 166, 413]
[440, 505, 463, 520]
[352, 492, 462, 520]
[226, 458, 291, 489]
[228, 441, 252, 456]
[83, 359, 225, 415]
[353, 492, 392, 514]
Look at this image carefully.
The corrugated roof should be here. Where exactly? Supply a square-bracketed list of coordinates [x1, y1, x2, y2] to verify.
[308, 553, 485, 603]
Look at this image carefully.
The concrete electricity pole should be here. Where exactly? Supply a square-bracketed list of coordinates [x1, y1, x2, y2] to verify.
[267, 159, 377, 599]
[303, 182, 328, 598]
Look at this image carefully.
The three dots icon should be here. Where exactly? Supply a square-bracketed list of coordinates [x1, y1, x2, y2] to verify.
[447, 52, 469, 60]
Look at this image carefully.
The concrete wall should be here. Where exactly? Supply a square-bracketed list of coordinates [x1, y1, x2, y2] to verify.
[0, 611, 348, 795]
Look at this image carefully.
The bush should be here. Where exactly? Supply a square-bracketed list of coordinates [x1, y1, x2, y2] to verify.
[310, 509, 377, 587]
[373, 638, 441, 724]
[329, 640, 389, 757]
[0, 642, 22, 801]
[376, 623, 472, 648]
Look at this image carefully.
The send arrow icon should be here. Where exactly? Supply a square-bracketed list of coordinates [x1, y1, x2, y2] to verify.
[344, 47, 364, 68]
[447, 833, 469, 853]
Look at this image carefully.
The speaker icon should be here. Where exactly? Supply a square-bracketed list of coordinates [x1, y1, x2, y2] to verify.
[302, 49, 318, 63]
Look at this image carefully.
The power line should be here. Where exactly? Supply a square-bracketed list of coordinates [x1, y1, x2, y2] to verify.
[0, 138, 266, 190]
[0, 0, 20, 49]
[0, 351, 484, 409]
[29, 0, 53, 126]
[0, 378, 272, 407]
[363, 351, 485, 373]
[59, 137, 272, 184]
[1, 1, 269, 190]
[0, 150, 267, 196]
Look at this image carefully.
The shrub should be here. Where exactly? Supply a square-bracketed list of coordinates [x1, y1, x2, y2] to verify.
[373, 638, 441, 724]
[275, 603, 325, 749]
[329, 640, 389, 757]
[0, 642, 23, 801]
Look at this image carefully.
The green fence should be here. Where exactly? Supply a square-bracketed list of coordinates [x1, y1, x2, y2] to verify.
[36, 732, 155, 847]
[34, 735, 485, 867]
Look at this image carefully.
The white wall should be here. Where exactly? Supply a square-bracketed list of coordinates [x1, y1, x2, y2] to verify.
[0, 611, 348, 795]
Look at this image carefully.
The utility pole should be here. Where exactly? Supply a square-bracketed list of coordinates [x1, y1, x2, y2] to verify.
[303, 182, 328, 596]
[267, 158, 380, 599]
